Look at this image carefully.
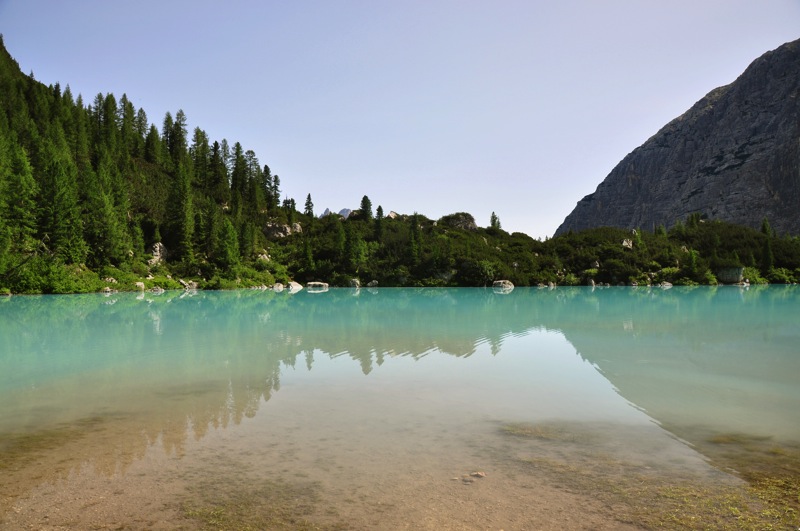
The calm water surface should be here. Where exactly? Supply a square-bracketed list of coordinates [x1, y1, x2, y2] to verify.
[1, 286, 798, 528]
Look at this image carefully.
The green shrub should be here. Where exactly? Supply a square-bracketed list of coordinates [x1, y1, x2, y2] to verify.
[656, 267, 680, 283]
[742, 266, 768, 284]
[703, 270, 719, 285]
[201, 275, 240, 290]
[767, 267, 795, 284]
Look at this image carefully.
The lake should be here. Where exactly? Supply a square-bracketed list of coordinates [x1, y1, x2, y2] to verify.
[1, 286, 798, 529]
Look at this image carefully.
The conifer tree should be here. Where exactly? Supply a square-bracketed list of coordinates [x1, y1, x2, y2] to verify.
[208, 141, 230, 205]
[216, 216, 240, 271]
[230, 142, 247, 202]
[118, 94, 137, 162]
[169, 109, 189, 167]
[244, 150, 263, 216]
[360, 195, 373, 220]
[490, 211, 501, 230]
[334, 219, 346, 261]
[83, 153, 127, 266]
[302, 235, 315, 273]
[144, 124, 162, 164]
[37, 135, 87, 263]
[304, 193, 314, 217]
[4, 143, 39, 251]
[167, 160, 194, 262]
[408, 213, 421, 266]
[134, 108, 148, 156]
[374, 205, 384, 241]
[190, 127, 210, 190]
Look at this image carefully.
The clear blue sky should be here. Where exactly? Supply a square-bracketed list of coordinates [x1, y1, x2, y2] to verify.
[2, 1, 798, 239]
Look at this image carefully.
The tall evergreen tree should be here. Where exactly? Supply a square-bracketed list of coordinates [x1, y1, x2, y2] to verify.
[230, 142, 246, 198]
[408, 213, 421, 266]
[208, 141, 230, 205]
[4, 143, 39, 251]
[216, 216, 239, 271]
[190, 127, 210, 190]
[169, 109, 189, 167]
[37, 135, 87, 263]
[304, 194, 314, 217]
[360, 195, 373, 221]
[490, 211, 501, 230]
[144, 124, 162, 164]
[167, 160, 194, 262]
[83, 153, 127, 266]
[374, 205, 384, 241]
[118, 93, 137, 162]
[134, 107, 148, 156]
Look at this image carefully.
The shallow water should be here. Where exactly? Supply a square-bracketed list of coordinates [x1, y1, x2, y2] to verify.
[1, 286, 798, 528]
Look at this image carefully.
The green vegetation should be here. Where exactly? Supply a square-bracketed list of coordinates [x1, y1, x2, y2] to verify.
[2, 36, 800, 294]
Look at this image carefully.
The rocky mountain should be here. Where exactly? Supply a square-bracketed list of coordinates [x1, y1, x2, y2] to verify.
[556, 38, 800, 236]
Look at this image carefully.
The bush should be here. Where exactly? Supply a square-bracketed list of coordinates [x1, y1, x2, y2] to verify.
[235, 266, 276, 288]
[742, 267, 768, 284]
[767, 267, 795, 284]
[201, 275, 240, 290]
[703, 270, 718, 285]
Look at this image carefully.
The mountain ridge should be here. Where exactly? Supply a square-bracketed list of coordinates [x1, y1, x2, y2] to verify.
[555, 38, 800, 236]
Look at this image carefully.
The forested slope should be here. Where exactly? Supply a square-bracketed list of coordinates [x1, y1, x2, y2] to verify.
[1, 36, 800, 294]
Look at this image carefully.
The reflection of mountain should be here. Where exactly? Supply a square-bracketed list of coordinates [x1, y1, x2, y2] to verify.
[1, 286, 798, 485]
[553, 286, 800, 444]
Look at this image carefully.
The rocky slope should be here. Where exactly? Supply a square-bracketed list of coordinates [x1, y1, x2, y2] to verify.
[556, 38, 800, 236]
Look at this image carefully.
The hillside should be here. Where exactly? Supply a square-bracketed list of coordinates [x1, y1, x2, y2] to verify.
[556, 39, 800, 236]
[2, 35, 800, 293]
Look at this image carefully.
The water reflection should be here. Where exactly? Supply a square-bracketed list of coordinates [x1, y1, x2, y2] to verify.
[1, 286, 798, 482]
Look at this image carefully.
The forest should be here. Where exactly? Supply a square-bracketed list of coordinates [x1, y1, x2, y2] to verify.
[2, 35, 800, 295]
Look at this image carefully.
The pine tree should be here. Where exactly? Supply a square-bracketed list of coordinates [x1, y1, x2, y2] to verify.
[118, 94, 137, 162]
[37, 135, 87, 263]
[230, 142, 247, 202]
[216, 216, 239, 271]
[490, 212, 501, 230]
[168, 160, 194, 262]
[304, 193, 314, 217]
[190, 127, 210, 190]
[169, 109, 189, 167]
[374, 205, 384, 241]
[302, 235, 315, 273]
[244, 149, 263, 216]
[144, 124, 162, 164]
[360, 195, 373, 221]
[83, 153, 127, 266]
[134, 107, 148, 157]
[761, 217, 773, 238]
[408, 213, 421, 266]
[208, 141, 230, 205]
[4, 143, 39, 251]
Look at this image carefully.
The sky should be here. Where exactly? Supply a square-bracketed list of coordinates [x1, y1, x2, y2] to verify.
[1, 1, 798, 239]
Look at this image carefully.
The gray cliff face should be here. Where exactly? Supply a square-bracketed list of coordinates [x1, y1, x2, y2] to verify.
[555, 39, 800, 236]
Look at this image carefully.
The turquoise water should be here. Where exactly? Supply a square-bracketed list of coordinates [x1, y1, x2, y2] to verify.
[1, 286, 798, 527]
